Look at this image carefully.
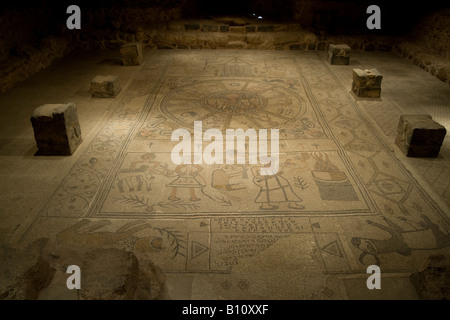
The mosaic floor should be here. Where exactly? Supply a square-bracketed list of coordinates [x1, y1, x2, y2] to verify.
[1, 49, 449, 299]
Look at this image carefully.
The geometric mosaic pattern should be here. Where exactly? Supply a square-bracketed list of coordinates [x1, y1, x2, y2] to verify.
[20, 51, 450, 298]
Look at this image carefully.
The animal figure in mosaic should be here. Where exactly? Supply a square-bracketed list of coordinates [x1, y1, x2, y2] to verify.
[351, 215, 450, 265]
[280, 118, 323, 138]
[56, 220, 185, 259]
[166, 164, 206, 202]
[56, 219, 152, 248]
[116, 165, 156, 193]
[138, 115, 179, 138]
[116, 153, 174, 193]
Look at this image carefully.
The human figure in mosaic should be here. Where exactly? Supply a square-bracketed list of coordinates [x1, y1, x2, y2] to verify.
[166, 164, 206, 202]
[129, 152, 160, 169]
[251, 162, 305, 210]
[116, 153, 169, 193]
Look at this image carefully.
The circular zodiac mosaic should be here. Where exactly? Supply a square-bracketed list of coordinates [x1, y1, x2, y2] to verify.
[160, 79, 307, 131]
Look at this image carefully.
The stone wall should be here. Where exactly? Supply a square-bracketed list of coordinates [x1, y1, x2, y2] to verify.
[292, 0, 367, 34]
[409, 8, 450, 58]
[0, 1, 449, 94]
[77, 2, 184, 45]
[0, 36, 72, 94]
[75, 17, 399, 52]
[0, 1, 186, 93]
[78, 18, 319, 50]
[0, 5, 73, 93]
[394, 9, 450, 85]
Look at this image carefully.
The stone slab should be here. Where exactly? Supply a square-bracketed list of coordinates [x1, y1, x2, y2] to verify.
[201, 25, 218, 32]
[229, 26, 246, 33]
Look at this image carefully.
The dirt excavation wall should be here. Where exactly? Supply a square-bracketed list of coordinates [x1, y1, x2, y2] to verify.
[394, 9, 450, 84]
[0, 5, 72, 94]
[0, 1, 185, 93]
[0, 1, 449, 93]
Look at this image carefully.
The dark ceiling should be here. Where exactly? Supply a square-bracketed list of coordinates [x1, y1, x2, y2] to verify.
[1, 0, 449, 36]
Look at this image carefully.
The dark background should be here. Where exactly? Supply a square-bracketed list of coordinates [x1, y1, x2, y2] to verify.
[2, 0, 449, 35]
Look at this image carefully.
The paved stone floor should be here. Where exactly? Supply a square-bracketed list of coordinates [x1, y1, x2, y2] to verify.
[0, 49, 449, 299]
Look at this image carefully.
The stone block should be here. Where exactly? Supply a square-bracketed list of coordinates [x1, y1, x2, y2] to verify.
[328, 44, 351, 65]
[226, 41, 248, 49]
[120, 42, 143, 66]
[317, 42, 328, 51]
[395, 114, 446, 157]
[257, 25, 275, 32]
[352, 68, 383, 98]
[219, 25, 229, 32]
[290, 44, 306, 50]
[184, 23, 200, 31]
[274, 24, 289, 32]
[31, 103, 82, 156]
[91, 75, 121, 98]
[229, 26, 246, 33]
[201, 24, 218, 32]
